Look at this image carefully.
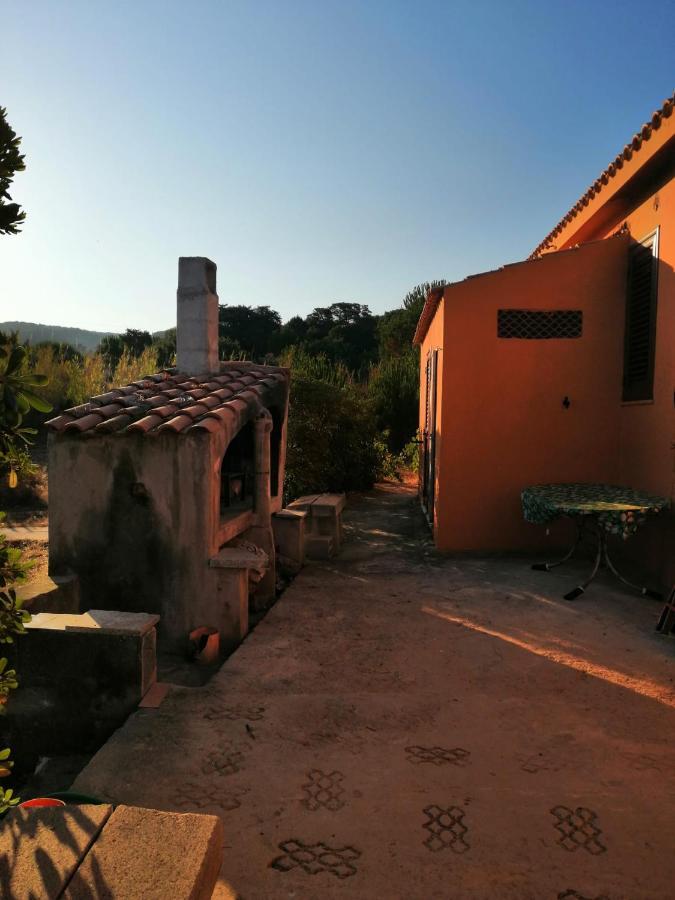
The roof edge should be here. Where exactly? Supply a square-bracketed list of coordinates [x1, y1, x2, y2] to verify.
[412, 232, 627, 346]
[530, 91, 674, 259]
[412, 287, 444, 346]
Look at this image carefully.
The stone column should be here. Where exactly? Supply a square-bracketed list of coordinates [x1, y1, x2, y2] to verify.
[176, 257, 219, 375]
[243, 411, 276, 607]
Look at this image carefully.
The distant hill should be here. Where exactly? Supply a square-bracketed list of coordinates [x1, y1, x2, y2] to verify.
[0, 321, 114, 351]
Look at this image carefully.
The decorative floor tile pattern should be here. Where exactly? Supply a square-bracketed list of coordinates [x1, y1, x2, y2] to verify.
[302, 769, 346, 811]
[171, 781, 243, 812]
[422, 805, 470, 853]
[203, 702, 266, 722]
[270, 839, 361, 879]
[200, 743, 250, 777]
[557, 891, 610, 900]
[405, 745, 470, 766]
[550, 806, 606, 854]
[520, 753, 551, 774]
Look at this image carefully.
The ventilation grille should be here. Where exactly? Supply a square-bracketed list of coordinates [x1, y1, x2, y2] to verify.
[497, 309, 583, 339]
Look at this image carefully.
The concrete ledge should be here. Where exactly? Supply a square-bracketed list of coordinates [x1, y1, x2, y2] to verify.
[27, 609, 159, 636]
[7, 612, 158, 773]
[63, 805, 223, 900]
[0, 804, 113, 899]
[216, 509, 255, 547]
[209, 546, 268, 575]
[16, 572, 80, 614]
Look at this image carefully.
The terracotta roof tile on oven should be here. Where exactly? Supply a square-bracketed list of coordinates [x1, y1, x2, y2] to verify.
[46, 361, 289, 437]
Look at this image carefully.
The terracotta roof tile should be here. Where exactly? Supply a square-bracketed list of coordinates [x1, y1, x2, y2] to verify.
[63, 413, 105, 432]
[531, 92, 675, 258]
[46, 362, 289, 438]
[127, 415, 165, 434]
[95, 414, 135, 433]
[157, 415, 194, 433]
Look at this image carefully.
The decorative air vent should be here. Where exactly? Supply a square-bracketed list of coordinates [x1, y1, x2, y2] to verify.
[497, 309, 583, 339]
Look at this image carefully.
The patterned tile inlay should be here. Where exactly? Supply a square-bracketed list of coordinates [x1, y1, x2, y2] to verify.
[200, 742, 250, 777]
[558, 891, 610, 900]
[270, 840, 361, 879]
[302, 769, 346, 811]
[406, 746, 470, 766]
[203, 703, 266, 722]
[550, 806, 606, 854]
[422, 805, 470, 853]
[172, 781, 242, 811]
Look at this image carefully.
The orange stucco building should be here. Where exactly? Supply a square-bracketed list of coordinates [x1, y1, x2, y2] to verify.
[414, 93, 674, 589]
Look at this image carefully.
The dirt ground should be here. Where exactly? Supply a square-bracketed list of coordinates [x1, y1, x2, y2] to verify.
[73, 482, 675, 899]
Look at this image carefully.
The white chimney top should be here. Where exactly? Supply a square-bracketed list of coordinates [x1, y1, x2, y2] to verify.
[176, 257, 219, 375]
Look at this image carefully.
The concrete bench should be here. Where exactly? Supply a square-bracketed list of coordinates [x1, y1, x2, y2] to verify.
[287, 493, 346, 559]
[1, 803, 223, 899]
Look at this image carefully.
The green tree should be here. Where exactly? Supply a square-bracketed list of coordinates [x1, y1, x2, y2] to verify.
[0, 107, 26, 235]
[378, 280, 446, 360]
[121, 328, 152, 357]
[283, 349, 382, 498]
[99, 328, 153, 373]
[219, 305, 282, 359]
[153, 328, 176, 368]
[0, 345, 51, 486]
[297, 302, 378, 373]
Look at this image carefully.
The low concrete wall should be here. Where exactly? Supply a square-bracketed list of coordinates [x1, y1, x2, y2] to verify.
[6, 611, 157, 776]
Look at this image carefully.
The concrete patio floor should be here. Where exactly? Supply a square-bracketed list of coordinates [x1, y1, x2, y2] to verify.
[73, 482, 675, 899]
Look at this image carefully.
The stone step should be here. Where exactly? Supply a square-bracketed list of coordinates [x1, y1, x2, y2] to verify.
[1, 804, 223, 900]
[63, 805, 223, 899]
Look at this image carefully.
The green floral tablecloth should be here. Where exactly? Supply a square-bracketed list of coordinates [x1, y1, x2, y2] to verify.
[521, 483, 670, 539]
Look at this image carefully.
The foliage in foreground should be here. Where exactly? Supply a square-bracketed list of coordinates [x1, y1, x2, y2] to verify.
[0, 106, 25, 236]
[0, 336, 47, 814]
[0, 507, 33, 815]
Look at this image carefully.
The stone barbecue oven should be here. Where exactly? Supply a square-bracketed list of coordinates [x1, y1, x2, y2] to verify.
[45, 257, 290, 650]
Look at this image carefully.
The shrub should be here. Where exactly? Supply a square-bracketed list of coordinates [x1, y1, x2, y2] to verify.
[368, 351, 419, 454]
[283, 350, 383, 499]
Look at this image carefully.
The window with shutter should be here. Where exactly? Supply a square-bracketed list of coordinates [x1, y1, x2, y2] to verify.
[623, 231, 659, 402]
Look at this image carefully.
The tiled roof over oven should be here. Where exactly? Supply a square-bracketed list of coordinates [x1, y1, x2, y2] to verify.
[46, 362, 288, 437]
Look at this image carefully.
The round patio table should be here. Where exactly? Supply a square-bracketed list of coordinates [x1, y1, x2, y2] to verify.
[521, 483, 670, 600]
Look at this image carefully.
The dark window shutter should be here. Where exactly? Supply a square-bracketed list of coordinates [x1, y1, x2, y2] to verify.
[623, 235, 658, 401]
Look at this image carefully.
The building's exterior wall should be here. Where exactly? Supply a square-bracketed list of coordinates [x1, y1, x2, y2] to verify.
[539, 134, 674, 585]
[416, 106, 673, 585]
[595, 172, 674, 584]
[418, 296, 446, 538]
[433, 234, 629, 552]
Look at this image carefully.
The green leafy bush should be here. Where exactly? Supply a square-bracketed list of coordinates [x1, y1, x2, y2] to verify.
[0, 337, 47, 813]
[282, 350, 382, 498]
[368, 351, 419, 455]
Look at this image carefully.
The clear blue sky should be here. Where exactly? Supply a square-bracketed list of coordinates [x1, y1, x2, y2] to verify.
[1, 0, 673, 332]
